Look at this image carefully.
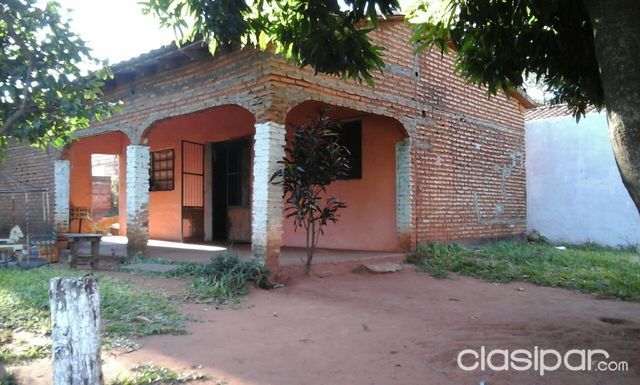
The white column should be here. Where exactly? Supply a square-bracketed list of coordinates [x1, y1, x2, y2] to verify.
[396, 138, 413, 248]
[251, 121, 286, 270]
[125, 145, 150, 258]
[54, 160, 70, 233]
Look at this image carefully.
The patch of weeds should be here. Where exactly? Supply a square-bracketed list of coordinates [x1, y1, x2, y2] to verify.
[0, 373, 20, 385]
[169, 253, 272, 303]
[408, 241, 640, 301]
[110, 363, 208, 385]
[0, 344, 50, 364]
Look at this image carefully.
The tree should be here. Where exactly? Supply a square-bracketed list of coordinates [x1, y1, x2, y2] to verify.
[270, 116, 350, 275]
[0, 0, 117, 151]
[142, 0, 400, 84]
[408, 0, 640, 214]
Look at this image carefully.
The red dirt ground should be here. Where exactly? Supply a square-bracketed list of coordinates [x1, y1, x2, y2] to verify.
[9, 266, 640, 385]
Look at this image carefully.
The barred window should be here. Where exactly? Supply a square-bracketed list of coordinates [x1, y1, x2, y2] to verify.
[150, 149, 175, 191]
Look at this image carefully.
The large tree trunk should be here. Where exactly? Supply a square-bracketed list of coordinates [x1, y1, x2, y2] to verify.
[584, 0, 640, 215]
[49, 277, 103, 385]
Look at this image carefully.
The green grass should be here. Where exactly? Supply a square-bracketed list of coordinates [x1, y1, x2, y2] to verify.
[0, 344, 50, 364]
[109, 363, 210, 385]
[0, 266, 186, 365]
[407, 241, 640, 301]
[168, 253, 272, 302]
[0, 373, 20, 385]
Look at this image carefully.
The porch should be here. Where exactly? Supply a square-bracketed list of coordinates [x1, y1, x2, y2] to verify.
[78, 236, 406, 273]
[55, 100, 412, 271]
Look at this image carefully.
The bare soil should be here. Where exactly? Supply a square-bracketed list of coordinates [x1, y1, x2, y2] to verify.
[9, 266, 640, 385]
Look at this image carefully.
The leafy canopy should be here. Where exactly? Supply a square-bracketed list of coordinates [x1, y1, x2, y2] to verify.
[0, 0, 117, 150]
[142, 0, 400, 84]
[408, 0, 603, 116]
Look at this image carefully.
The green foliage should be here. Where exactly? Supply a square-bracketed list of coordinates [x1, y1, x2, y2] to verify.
[169, 253, 272, 302]
[0, 267, 185, 338]
[408, 241, 640, 301]
[271, 116, 350, 274]
[0, 0, 118, 151]
[0, 373, 20, 385]
[0, 344, 50, 364]
[141, 0, 399, 84]
[110, 363, 208, 385]
[408, 0, 604, 117]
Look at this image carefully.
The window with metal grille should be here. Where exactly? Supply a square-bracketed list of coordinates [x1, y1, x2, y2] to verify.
[338, 120, 363, 180]
[150, 149, 175, 191]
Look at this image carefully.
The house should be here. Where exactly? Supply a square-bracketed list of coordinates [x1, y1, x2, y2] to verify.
[526, 104, 640, 246]
[0, 17, 531, 270]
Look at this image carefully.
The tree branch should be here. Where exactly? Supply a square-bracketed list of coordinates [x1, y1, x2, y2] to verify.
[0, 10, 36, 135]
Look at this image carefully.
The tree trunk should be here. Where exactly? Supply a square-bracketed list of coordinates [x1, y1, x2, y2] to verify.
[584, 0, 640, 215]
[49, 277, 103, 385]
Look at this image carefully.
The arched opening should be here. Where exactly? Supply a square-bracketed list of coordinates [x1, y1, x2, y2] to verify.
[141, 105, 256, 243]
[63, 131, 131, 235]
[284, 101, 410, 252]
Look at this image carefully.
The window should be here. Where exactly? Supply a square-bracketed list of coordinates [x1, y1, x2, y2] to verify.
[150, 149, 175, 191]
[338, 120, 363, 179]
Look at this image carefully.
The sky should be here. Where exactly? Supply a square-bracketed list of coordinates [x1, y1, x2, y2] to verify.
[57, 0, 417, 65]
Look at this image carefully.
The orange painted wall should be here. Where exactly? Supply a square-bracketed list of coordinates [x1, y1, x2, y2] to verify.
[282, 103, 407, 251]
[66, 131, 130, 233]
[145, 105, 255, 241]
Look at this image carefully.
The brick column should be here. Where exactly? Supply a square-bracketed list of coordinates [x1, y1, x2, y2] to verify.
[125, 145, 150, 258]
[396, 138, 413, 249]
[54, 160, 70, 233]
[251, 121, 286, 271]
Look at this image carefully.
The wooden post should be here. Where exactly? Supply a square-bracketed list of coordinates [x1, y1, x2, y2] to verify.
[49, 277, 103, 385]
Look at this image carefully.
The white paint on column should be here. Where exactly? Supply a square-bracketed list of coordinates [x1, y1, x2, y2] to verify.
[125, 145, 150, 255]
[54, 160, 70, 232]
[251, 122, 286, 262]
[396, 138, 413, 234]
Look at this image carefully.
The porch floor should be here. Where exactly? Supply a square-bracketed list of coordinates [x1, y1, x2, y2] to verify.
[80, 236, 406, 267]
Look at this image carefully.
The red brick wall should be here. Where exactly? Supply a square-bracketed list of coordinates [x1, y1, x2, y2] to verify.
[0, 18, 526, 246]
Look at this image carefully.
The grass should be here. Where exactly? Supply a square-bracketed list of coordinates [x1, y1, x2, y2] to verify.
[0, 344, 50, 364]
[0, 373, 20, 385]
[110, 363, 211, 385]
[123, 252, 273, 303]
[0, 266, 186, 365]
[168, 253, 272, 302]
[407, 241, 640, 301]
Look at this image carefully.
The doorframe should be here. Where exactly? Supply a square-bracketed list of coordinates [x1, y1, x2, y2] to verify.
[181, 140, 205, 242]
[207, 135, 253, 242]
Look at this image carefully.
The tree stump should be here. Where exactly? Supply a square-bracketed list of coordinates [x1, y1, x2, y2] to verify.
[49, 277, 103, 385]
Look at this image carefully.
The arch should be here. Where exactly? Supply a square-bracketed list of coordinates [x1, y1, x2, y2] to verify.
[282, 100, 412, 252]
[59, 130, 132, 161]
[137, 102, 259, 144]
[138, 104, 257, 243]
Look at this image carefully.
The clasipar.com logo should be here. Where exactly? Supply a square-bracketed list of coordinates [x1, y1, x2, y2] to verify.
[457, 346, 629, 376]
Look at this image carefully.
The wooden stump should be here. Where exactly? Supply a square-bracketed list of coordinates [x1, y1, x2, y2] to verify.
[49, 277, 103, 385]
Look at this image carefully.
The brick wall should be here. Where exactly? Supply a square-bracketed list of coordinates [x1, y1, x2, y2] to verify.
[0, 140, 60, 234]
[0, 17, 526, 246]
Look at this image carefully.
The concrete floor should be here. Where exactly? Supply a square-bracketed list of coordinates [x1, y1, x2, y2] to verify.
[78, 236, 405, 267]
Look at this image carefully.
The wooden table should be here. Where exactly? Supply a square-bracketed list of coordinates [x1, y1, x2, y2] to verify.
[64, 233, 102, 269]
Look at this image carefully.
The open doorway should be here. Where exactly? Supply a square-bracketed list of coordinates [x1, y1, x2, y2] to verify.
[211, 139, 251, 242]
[90, 154, 119, 234]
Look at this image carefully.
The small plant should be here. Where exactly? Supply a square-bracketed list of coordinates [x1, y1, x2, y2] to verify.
[271, 115, 350, 275]
[110, 363, 208, 385]
[170, 253, 272, 302]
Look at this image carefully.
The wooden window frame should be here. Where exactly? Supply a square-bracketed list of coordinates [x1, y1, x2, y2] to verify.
[150, 148, 175, 191]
